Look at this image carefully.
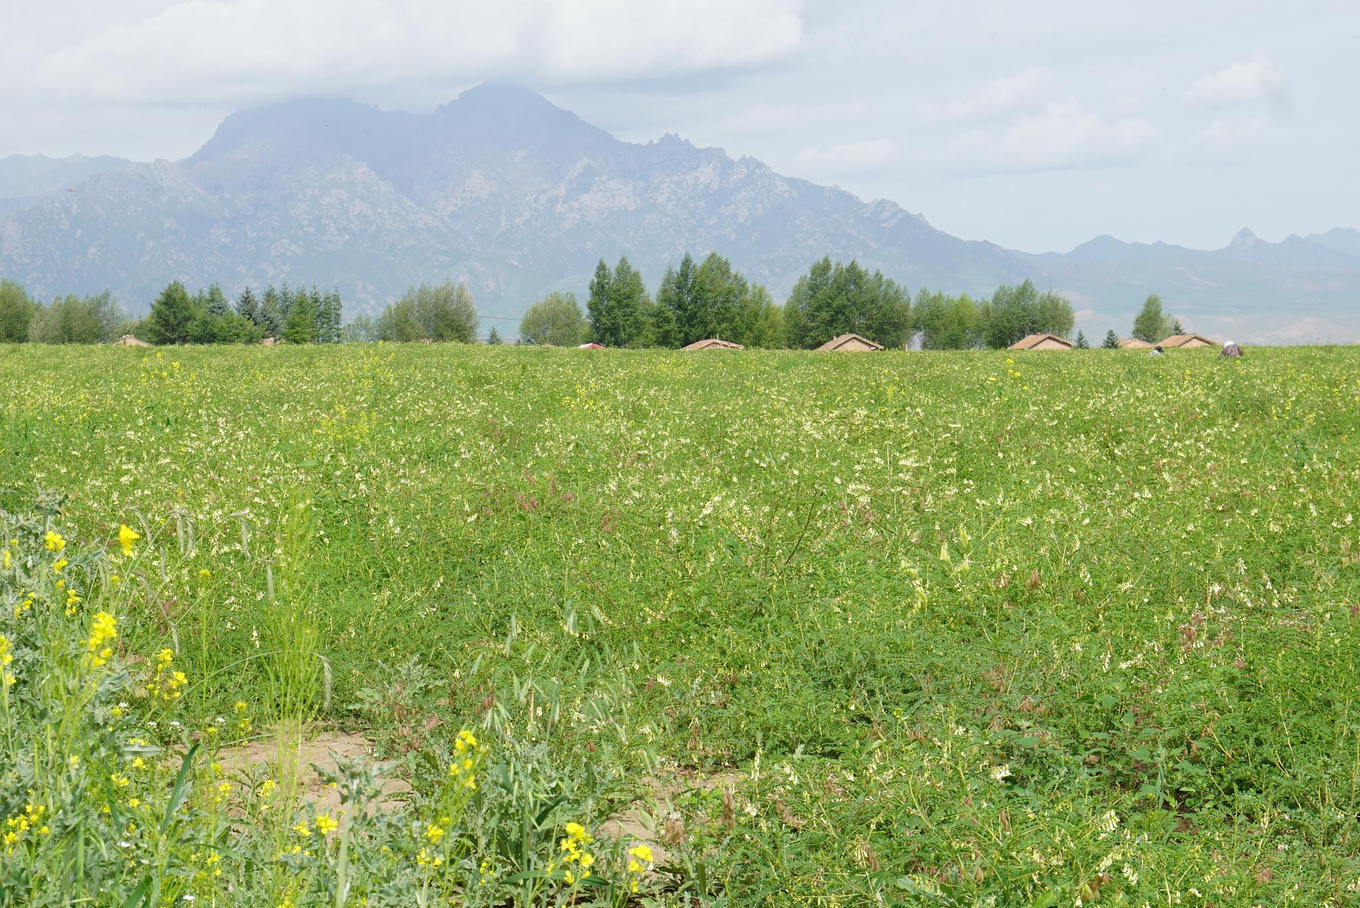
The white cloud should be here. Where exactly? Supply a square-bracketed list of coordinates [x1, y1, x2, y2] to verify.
[1189, 114, 1269, 162]
[925, 68, 1050, 122]
[1185, 59, 1291, 114]
[793, 138, 899, 175]
[944, 103, 1157, 174]
[540, 0, 803, 80]
[30, 0, 804, 106]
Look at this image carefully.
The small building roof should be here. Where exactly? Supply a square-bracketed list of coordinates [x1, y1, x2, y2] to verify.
[815, 333, 884, 352]
[1117, 338, 1153, 349]
[682, 338, 744, 350]
[1160, 333, 1219, 348]
[577, 342, 604, 349]
[1009, 333, 1073, 350]
[114, 334, 151, 347]
[260, 336, 278, 346]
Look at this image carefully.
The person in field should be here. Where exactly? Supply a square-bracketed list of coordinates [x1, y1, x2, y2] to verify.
[1149, 345, 1164, 356]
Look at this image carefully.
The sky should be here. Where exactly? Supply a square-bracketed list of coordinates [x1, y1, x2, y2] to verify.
[1, 0, 1356, 254]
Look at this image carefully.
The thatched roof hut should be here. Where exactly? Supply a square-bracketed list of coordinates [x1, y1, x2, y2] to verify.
[1009, 333, 1073, 351]
[114, 334, 151, 347]
[1117, 338, 1153, 349]
[682, 338, 744, 350]
[815, 333, 883, 352]
[1160, 333, 1219, 348]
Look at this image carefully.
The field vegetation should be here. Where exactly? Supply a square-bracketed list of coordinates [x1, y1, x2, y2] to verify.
[1, 343, 1358, 905]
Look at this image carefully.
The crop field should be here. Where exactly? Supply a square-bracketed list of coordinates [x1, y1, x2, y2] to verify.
[2, 343, 1359, 906]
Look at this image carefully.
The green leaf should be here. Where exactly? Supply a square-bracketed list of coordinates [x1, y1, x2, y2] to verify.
[160, 742, 200, 837]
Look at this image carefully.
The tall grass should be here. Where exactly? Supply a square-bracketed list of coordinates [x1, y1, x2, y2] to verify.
[1, 342, 1359, 903]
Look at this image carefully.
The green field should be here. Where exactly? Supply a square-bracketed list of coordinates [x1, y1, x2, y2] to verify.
[2, 343, 1359, 906]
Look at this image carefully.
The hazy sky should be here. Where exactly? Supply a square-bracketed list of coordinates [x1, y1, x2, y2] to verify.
[2, 0, 1355, 253]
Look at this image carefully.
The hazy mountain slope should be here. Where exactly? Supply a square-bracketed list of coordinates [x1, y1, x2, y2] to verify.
[0, 84, 1356, 342]
[1015, 227, 1360, 342]
[0, 153, 132, 200]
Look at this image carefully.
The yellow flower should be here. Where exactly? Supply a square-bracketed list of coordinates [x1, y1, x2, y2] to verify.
[454, 729, 477, 753]
[424, 823, 444, 843]
[315, 814, 338, 836]
[198, 568, 211, 578]
[52, 559, 68, 574]
[292, 820, 311, 837]
[44, 531, 65, 552]
[629, 844, 654, 863]
[86, 612, 118, 668]
[118, 525, 140, 557]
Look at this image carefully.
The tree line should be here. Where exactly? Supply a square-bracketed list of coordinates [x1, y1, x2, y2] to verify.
[0, 279, 345, 345]
[516, 254, 1075, 350]
[2, 259, 1189, 350]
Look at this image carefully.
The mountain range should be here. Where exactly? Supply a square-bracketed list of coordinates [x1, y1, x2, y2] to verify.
[1, 84, 1356, 343]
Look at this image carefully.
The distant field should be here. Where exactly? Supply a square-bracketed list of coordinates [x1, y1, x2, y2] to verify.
[2, 343, 1359, 905]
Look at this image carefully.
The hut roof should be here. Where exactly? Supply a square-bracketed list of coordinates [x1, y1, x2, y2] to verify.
[1008, 333, 1074, 350]
[682, 338, 744, 350]
[1117, 338, 1153, 349]
[815, 333, 884, 352]
[1160, 333, 1219, 348]
[114, 334, 151, 347]
[260, 336, 278, 346]
[577, 342, 604, 349]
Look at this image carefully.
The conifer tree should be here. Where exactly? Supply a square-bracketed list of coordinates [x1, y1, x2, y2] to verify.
[236, 287, 261, 326]
[145, 281, 198, 345]
[1075, 330, 1089, 348]
[282, 290, 319, 343]
[586, 260, 612, 344]
[1102, 329, 1120, 349]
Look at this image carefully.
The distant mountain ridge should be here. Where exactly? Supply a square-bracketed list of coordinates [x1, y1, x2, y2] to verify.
[1, 84, 1356, 343]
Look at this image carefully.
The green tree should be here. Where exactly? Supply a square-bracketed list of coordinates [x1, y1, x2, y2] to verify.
[486, 327, 503, 345]
[374, 297, 422, 342]
[520, 291, 587, 346]
[375, 282, 477, 343]
[1075, 330, 1089, 349]
[784, 258, 911, 349]
[0, 280, 36, 343]
[1102, 329, 1120, 349]
[145, 282, 199, 345]
[915, 290, 981, 350]
[586, 258, 648, 347]
[744, 287, 785, 349]
[980, 280, 1073, 349]
[692, 253, 749, 345]
[342, 315, 377, 342]
[258, 286, 286, 338]
[1132, 294, 1177, 344]
[316, 289, 343, 343]
[282, 290, 319, 343]
[236, 287, 261, 326]
[654, 255, 701, 347]
[28, 291, 121, 344]
[189, 284, 262, 343]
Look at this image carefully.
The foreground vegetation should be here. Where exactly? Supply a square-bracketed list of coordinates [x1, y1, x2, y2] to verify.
[1, 343, 1358, 905]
